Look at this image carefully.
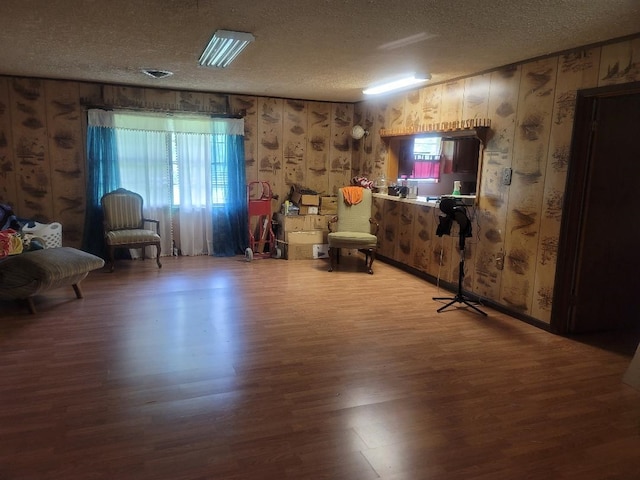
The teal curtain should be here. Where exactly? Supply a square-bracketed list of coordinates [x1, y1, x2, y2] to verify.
[82, 117, 121, 257]
[82, 111, 247, 258]
[211, 132, 248, 256]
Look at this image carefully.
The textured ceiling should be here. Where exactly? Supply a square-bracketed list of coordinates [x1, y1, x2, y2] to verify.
[1, 0, 639, 103]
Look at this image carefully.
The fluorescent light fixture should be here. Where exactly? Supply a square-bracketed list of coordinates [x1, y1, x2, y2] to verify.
[198, 30, 255, 68]
[363, 74, 432, 95]
[378, 32, 438, 51]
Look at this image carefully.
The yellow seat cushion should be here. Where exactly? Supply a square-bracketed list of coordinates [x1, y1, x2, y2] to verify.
[105, 229, 160, 246]
[328, 231, 377, 249]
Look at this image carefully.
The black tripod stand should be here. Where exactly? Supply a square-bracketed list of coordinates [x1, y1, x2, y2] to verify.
[433, 198, 487, 316]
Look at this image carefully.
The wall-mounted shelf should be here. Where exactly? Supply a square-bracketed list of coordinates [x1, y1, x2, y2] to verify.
[379, 118, 491, 144]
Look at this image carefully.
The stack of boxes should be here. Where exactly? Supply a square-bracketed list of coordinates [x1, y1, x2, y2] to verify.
[290, 190, 320, 215]
[276, 189, 338, 260]
[319, 196, 338, 216]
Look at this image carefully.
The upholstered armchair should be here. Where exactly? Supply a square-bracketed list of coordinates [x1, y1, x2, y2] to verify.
[101, 188, 162, 272]
[327, 186, 379, 274]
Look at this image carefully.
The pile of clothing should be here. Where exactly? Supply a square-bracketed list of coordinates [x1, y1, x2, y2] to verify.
[351, 175, 374, 189]
[0, 204, 45, 259]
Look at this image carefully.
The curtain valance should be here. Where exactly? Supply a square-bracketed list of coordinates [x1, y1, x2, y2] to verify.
[87, 109, 244, 136]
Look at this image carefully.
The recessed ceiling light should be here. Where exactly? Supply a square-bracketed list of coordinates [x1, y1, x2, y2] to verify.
[363, 74, 432, 95]
[198, 30, 255, 68]
[141, 69, 174, 79]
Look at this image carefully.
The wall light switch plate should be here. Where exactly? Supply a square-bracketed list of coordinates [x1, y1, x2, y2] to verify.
[502, 167, 512, 185]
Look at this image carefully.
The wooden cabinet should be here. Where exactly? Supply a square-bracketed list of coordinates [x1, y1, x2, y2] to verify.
[451, 137, 481, 174]
[373, 196, 457, 283]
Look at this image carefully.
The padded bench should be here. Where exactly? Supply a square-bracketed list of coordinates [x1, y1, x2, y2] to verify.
[0, 247, 104, 313]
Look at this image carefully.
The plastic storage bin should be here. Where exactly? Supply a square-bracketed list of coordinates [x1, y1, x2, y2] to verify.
[22, 221, 63, 248]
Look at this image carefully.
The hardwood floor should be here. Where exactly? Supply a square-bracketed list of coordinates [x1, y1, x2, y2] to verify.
[1, 254, 639, 480]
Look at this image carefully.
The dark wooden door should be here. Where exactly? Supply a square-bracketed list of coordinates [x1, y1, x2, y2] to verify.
[553, 86, 640, 333]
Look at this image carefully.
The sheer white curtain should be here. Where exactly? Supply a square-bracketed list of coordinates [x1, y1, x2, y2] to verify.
[114, 128, 173, 257]
[116, 112, 217, 256]
[174, 131, 214, 255]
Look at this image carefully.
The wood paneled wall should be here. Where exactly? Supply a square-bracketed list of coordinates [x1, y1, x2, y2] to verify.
[0, 35, 638, 325]
[0, 79, 85, 243]
[355, 36, 640, 324]
[0, 81, 354, 247]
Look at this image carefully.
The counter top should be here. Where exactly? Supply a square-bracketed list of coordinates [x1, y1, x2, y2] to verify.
[372, 193, 476, 208]
[372, 193, 438, 207]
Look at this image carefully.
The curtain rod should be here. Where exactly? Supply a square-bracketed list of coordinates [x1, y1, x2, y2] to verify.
[83, 105, 244, 118]
[211, 113, 243, 119]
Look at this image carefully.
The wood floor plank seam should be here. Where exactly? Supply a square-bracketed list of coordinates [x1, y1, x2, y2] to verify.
[1, 255, 639, 480]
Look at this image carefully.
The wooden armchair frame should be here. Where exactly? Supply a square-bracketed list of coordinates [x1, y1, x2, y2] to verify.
[101, 188, 162, 272]
[327, 187, 379, 274]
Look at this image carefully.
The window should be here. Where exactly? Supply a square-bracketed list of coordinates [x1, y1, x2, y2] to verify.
[169, 132, 227, 206]
[87, 109, 246, 257]
[398, 136, 442, 182]
[414, 136, 442, 157]
[112, 113, 232, 208]
[412, 136, 442, 181]
[210, 134, 228, 205]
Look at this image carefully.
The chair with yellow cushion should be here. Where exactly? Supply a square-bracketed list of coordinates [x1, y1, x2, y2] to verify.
[327, 186, 379, 274]
[101, 188, 162, 272]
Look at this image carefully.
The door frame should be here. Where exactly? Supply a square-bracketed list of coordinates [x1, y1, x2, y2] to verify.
[551, 81, 640, 334]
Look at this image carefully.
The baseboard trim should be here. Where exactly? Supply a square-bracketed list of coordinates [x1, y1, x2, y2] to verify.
[377, 254, 552, 333]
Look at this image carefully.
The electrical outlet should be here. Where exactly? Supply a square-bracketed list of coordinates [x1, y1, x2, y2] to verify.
[502, 167, 512, 185]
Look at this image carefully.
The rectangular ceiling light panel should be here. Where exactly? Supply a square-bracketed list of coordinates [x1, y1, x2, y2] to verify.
[199, 30, 255, 68]
[363, 74, 431, 95]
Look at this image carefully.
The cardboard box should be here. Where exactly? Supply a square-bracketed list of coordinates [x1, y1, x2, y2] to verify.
[282, 231, 329, 260]
[285, 244, 313, 260]
[275, 213, 333, 241]
[299, 205, 319, 215]
[287, 230, 326, 245]
[306, 214, 332, 231]
[319, 196, 338, 215]
[275, 213, 307, 235]
[291, 190, 320, 206]
[285, 243, 329, 260]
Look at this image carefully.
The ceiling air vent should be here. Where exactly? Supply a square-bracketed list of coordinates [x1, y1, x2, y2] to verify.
[141, 69, 173, 79]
